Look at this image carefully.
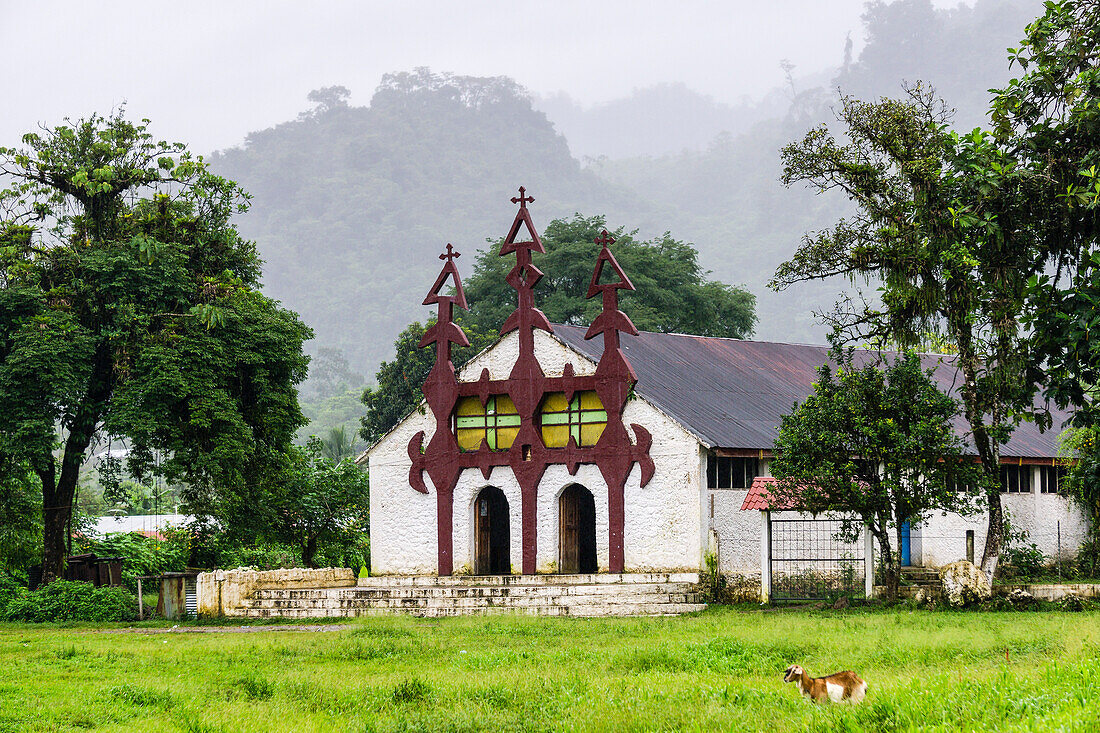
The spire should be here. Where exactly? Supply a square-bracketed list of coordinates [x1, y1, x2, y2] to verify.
[499, 186, 552, 336]
[584, 230, 638, 345]
[419, 242, 470, 364]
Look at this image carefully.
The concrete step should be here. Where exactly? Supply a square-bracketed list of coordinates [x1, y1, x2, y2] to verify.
[234, 602, 708, 619]
[233, 574, 705, 618]
[352, 572, 700, 587]
[251, 581, 696, 601]
[241, 591, 704, 611]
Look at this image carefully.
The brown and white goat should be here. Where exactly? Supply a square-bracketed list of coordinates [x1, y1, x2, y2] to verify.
[783, 665, 867, 703]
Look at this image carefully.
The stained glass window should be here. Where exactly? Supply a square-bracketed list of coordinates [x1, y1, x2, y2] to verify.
[455, 395, 519, 451]
[538, 391, 607, 448]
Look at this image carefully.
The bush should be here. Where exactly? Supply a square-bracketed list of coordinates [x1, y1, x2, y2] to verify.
[217, 543, 302, 571]
[80, 528, 191, 589]
[2, 580, 136, 622]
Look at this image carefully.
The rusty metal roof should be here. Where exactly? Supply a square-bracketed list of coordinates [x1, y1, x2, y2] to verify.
[741, 477, 803, 511]
[552, 325, 1069, 459]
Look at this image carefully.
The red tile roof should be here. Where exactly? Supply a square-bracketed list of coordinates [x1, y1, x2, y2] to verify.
[740, 477, 804, 511]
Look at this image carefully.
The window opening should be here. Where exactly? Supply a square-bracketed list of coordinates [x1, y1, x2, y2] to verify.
[1000, 465, 1032, 493]
[1039, 465, 1066, 494]
[705, 455, 760, 489]
[455, 395, 520, 452]
[538, 391, 607, 448]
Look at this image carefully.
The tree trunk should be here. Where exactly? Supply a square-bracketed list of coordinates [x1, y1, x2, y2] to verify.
[40, 345, 111, 583]
[980, 481, 1004, 579]
[873, 522, 898, 602]
[303, 536, 318, 569]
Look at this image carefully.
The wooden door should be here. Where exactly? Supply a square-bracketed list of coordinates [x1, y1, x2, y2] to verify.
[476, 492, 492, 575]
[560, 488, 580, 574]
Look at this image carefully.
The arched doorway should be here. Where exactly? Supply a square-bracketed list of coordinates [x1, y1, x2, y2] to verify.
[559, 484, 597, 574]
[474, 487, 510, 575]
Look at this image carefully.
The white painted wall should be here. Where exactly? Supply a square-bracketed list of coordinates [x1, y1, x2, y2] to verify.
[913, 465, 1088, 566]
[366, 329, 704, 575]
[706, 463, 1090, 572]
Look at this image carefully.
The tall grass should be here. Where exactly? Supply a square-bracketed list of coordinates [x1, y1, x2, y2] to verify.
[0, 607, 1097, 731]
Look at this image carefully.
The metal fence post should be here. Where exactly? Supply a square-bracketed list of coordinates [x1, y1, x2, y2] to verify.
[760, 510, 771, 602]
[863, 525, 874, 599]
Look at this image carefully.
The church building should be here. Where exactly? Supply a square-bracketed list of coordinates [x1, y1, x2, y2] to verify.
[360, 189, 1086, 581]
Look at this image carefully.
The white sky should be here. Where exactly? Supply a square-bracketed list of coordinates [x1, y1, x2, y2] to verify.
[1, 0, 971, 154]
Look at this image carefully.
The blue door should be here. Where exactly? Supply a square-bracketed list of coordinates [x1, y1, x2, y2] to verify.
[900, 521, 911, 566]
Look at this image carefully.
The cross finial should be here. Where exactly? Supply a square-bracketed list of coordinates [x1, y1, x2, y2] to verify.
[595, 229, 615, 248]
[439, 243, 460, 262]
[511, 186, 534, 209]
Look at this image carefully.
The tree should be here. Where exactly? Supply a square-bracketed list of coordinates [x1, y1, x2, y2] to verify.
[770, 351, 981, 600]
[771, 87, 1046, 579]
[462, 214, 756, 338]
[0, 464, 41, 580]
[276, 438, 370, 568]
[0, 112, 311, 581]
[360, 214, 757, 444]
[319, 425, 358, 464]
[988, 0, 1100, 426]
[360, 319, 497, 445]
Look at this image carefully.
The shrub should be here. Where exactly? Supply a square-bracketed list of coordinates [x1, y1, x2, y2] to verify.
[2, 580, 136, 622]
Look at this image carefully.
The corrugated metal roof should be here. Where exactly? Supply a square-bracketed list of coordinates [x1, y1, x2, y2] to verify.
[553, 325, 1069, 459]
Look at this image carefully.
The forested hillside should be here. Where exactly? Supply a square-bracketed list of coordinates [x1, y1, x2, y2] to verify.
[208, 0, 1043, 441]
[210, 71, 642, 374]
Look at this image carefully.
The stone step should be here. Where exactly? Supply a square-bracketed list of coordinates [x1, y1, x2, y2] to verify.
[352, 572, 700, 587]
[232, 602, 707, 619]
[242, 591, 703, 611]
[251, 582, 696, 601]
[234, 573, 705, 619]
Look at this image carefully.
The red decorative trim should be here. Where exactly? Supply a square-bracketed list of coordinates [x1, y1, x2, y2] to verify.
[408, 192, 653, 575]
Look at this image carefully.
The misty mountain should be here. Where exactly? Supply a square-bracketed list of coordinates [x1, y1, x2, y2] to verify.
[210, 70, 645, 374]
[210, 0, 1047, 403]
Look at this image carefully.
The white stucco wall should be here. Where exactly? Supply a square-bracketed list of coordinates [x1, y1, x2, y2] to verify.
[365, 329, 704, 575]
[706, 462, 1089, 572]
[914, 466, 1088, 567]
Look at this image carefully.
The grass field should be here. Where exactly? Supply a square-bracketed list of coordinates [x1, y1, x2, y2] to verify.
[2, 607, 1098, 732]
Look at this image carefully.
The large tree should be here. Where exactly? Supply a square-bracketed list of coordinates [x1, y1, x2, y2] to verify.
[0, 113, 311, 580]
[989, 0, 1100, 424]
[770, 351, 981, 600]
[771, 86, 1046, 579]
[360, 214, 756, 444]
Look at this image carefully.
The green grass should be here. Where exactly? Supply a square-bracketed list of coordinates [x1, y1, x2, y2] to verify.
[1, 607, 1098, 731]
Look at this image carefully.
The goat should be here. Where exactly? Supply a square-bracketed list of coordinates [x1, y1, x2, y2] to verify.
[783, 665, 867, 703]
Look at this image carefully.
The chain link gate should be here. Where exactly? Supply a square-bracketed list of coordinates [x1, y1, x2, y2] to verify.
[768, 517, 868, 602]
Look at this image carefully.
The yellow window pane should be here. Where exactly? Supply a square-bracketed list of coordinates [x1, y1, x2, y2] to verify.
[541, 424, 569, 448]
[496, 426, 519, 450]
[456, 396, 486, 416]
[541, 392, 568, 413]
[580, 422, 606, 447]
[457, 428, 485, 452]
[579, 391, 603, 410]
[494, 394, 518, 415]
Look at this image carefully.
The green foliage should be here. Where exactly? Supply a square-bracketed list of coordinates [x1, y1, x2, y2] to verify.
[360, 318, 498, 445]
[772, 82, 1051, 575]
[463, 213, 756, 338]
[0, 111, 312, 579]
[272, 437, 370, 568]
[79, 528, 191, 585]
[2, 580, 136, 622]
[214, 543, 303, 571]
[771, 350, 982, 598]
[0, 465, 41, 578]
[998, 0, 1100, 425]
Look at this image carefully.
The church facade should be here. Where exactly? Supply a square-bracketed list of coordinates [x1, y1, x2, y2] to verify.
[361, 191, 1087, 578]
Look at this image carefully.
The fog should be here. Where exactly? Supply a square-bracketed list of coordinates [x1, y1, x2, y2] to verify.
[3, 0, 961, 154]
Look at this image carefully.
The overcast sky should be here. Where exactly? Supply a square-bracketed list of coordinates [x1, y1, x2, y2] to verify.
[2, 0, 969, 154]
